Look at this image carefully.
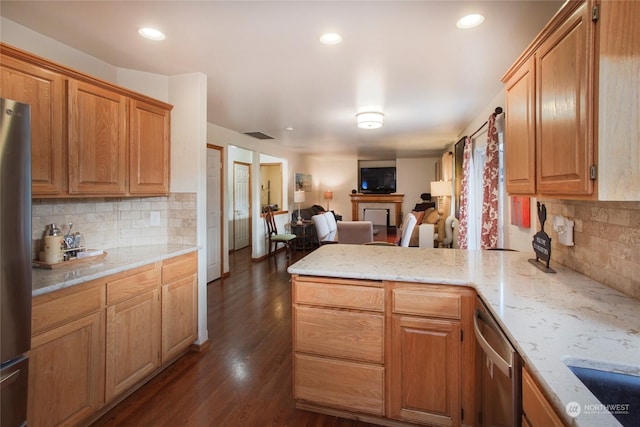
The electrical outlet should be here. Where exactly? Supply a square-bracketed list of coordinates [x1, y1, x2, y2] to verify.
[150, 211, 161, 226]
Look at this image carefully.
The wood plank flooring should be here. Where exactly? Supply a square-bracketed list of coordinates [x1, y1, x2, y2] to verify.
[92, 247, 382, 427]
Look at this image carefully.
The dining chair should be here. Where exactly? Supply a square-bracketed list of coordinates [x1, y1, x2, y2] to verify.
[336, 221, 374, 244]
[399, 213, 418, 247]
[264, 208, 296, 258]
[312, 213, 337, 244]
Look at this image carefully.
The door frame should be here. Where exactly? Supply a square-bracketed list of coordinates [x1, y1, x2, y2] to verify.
[206, 144, 224, 281]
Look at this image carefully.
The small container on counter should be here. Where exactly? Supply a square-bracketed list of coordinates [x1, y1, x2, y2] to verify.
[41, 223, 64, 263]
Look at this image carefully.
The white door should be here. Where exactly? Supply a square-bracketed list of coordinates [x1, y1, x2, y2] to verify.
[233, 162, 251, 250]
[206, 146, 222, 282]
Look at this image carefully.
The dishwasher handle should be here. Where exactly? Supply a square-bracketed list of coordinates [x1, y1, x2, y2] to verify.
[474, 309, 513, 378]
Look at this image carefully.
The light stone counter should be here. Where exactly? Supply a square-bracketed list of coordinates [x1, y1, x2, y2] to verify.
[288, 244, 640, 427]
[32, 244, 199, 297]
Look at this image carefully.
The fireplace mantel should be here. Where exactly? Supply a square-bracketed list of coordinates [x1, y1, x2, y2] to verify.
[350, 193, 404, 226]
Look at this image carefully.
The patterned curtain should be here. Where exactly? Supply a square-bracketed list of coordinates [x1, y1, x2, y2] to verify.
[457, 136, 473, 249]
[480, 114, 499, 249]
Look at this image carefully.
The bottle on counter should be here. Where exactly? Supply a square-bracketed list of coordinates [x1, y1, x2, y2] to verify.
[42, 223, 64, 264]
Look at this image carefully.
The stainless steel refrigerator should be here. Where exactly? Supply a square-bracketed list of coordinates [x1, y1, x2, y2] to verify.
[1, 98, 32, 427]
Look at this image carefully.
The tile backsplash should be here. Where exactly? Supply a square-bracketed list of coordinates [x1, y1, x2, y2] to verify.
[32, 192, 196, 260]
[540, 199, 640, 300]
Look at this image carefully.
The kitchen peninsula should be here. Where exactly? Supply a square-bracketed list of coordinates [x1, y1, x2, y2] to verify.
[288, 245, 640, 427]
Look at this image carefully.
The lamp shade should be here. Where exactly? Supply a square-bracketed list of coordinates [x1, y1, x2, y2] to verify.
[294, 190, 305, 203]
[356, 112, 384, 129]
[324, 191, 333, 200]
[430, 180, 452, 197]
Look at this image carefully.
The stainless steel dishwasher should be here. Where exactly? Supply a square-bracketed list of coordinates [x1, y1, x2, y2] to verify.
[474, 297, 522, 427]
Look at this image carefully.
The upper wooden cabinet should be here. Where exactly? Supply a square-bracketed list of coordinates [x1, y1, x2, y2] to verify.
[130, 99, 171, 195]
[0, 43, 172, 198]
[0, 54, 66, 195]
[68, 79, 128, 195]
[504, 57, 536, 195]
[503, 0, 640, 200]
[536, 1, 595, 196]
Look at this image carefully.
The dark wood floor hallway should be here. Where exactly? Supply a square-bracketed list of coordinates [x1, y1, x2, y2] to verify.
[92, 247, 382, 427]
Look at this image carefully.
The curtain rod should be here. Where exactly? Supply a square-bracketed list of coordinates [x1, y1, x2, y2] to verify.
[468, 106, 503, 139]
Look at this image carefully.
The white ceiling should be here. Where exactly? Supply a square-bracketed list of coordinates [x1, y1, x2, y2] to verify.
[1, 1, 563, 158]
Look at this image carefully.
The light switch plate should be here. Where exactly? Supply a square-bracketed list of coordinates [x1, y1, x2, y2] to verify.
[150, 211, 161, 226]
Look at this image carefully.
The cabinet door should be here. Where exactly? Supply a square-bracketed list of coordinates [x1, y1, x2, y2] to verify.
[536, 1, 595, 196]
[105, 289, 160, 401]
[130, 99, 170, 195]
[389, 315, 461, 426]
[28, 312, 105, 427]
[68, 79, 127, 195]
[161, 274, 197, 362]
[504, 56, 536, 195]
[522, 367, 565, 427]
[0, 55, 65, 195]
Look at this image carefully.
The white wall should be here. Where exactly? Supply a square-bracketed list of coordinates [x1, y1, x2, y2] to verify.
[307, 156, 358, 219]
[397, 157, 439, 218]
[1, 17, 117, 81]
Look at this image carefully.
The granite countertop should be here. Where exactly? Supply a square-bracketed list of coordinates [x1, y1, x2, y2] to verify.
[288, 244, 640, 427]
[32, 244, 199, 297]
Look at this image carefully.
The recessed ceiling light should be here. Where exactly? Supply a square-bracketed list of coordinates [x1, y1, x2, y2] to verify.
[319, 33, 342, 45]
[138, 27, 166, 41]
[284, 127, 294, 131]
[456, 14, 485, 29]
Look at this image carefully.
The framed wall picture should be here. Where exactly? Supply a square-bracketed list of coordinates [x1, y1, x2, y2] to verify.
[295, 173, 312, 192]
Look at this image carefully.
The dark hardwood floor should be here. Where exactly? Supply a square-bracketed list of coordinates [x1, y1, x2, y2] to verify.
[92, 247, 382, 427]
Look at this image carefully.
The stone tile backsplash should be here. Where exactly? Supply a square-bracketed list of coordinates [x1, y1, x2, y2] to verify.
[540, 199, 640, 300]
[32, 193, 196, 260]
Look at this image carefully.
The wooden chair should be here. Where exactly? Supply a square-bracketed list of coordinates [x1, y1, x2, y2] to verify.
[264, 208, 296, 258]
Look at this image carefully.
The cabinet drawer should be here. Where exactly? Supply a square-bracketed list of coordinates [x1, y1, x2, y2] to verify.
[294, 353, 384, 416]
[393, 288, 462, 319]
[106, 264, 159, 305]
[295, 306, 383, 363]
[294, 277, 384, 312]
[162, 252, 197, 283]
[32, 279, 105, 336]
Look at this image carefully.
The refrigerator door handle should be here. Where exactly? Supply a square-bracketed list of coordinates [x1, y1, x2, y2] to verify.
[0, 366, 21, 388]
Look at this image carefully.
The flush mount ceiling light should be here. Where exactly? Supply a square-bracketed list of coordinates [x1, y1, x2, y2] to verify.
[319, 33, 342, 45]
[138, 27, 166, 41]
[456, 14, 485, 29]
[356, 112, 384, 129]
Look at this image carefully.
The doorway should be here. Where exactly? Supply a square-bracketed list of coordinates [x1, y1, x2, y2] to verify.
[233, 161, 251, 251]
[206, 144, 223, 282]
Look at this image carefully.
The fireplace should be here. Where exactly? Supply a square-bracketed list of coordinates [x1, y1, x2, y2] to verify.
[350, 193, 404, 227]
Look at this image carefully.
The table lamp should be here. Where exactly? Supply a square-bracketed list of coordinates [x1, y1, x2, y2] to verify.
[294, 190, 306, 224]
[324, 190, 333, 211]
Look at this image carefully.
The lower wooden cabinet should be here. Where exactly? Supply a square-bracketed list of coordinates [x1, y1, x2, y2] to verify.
[28, 279, 105, 427]
[387, 283, 476, 427]
[291, 276, 477, 427]
[28, 252, 197, 426]
[389, 315, 461, 426]
[292, 275, 385, 416]
[522, 367, 565, 427]
[105, 264, 161, 401]
[161, 252, 198, 362]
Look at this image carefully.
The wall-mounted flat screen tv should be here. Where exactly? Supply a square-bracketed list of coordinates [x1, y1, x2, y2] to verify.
[359, 167, 396, 194]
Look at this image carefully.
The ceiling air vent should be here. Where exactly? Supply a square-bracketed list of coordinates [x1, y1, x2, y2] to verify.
[244, 131, 274, 140]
